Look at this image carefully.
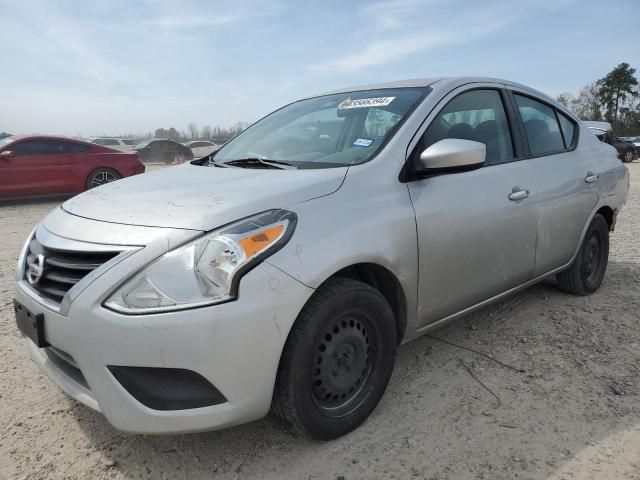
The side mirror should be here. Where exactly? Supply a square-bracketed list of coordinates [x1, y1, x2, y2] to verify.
[0, 150, 14, 159]
[417, 138, 486, 173]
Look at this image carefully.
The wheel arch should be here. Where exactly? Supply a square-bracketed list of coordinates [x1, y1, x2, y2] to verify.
[596, 205, 614, 231]
[85, 166, 123, 189]
[317, 262, 408, 345]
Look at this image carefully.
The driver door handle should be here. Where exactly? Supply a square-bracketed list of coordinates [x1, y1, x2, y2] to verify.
[585, 173, 599, 184]
[508, 189, 529, 201]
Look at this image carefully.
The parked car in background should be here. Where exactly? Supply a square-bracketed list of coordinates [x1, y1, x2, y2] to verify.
[584, 121, 637, 162]
[184, 140, 220, 158]
[14, 77, 629, 440]
[88, 137, 140, 152]
[0, 135, 144, 198]
[0, 132, 11, 140]
[134, 139, 194, 164]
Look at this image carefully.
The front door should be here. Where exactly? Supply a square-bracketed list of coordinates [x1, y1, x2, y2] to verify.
[407, 87, 539, 327]
[0, 139, 71, 197]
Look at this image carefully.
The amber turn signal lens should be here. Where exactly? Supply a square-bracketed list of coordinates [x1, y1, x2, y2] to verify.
[238, 224, 285, 258]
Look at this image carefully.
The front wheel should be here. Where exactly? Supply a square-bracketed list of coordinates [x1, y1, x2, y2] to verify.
[623, 150, 634, 163]
[85, 168, 121, 190]
[272, 278, 397, 439]
[556, 213, 609, 295]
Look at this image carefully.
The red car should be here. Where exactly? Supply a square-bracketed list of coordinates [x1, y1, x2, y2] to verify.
[0, 135, 144, 199]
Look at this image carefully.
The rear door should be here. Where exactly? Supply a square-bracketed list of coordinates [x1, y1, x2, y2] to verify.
[0, 139, 72, 197]
[407, 85, 539, 327]
[509, 90, 599, 276]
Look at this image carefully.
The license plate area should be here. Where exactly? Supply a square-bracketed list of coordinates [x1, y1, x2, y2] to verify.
[14, 300, 49, 348]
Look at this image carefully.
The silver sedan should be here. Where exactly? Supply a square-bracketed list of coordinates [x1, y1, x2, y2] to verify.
[14, 77, 629, 440]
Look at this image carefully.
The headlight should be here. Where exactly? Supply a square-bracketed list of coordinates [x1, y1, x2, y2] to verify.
[104, 210, 296, 314]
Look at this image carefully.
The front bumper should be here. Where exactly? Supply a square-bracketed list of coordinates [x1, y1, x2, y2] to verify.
[15, 220, 313, 434]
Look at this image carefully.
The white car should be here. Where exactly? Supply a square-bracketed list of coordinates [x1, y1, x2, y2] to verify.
[185, 140, 219, 158]
[88, 138, 139, 152]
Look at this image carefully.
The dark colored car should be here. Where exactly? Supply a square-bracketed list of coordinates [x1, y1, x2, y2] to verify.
[0, 135, 144, 199]
[612, 136, 638, 163]
[134, 139, 194, 164]
[584, 121, 637, 163]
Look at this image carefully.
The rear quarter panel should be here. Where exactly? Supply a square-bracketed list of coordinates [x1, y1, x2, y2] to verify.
[68, 151, 144, 192]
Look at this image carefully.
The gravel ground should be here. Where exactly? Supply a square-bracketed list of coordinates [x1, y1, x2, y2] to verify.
[1, 164, 639, 480]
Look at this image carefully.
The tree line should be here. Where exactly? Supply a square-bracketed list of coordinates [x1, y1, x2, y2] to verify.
[120, 121, 251, 144]
[556, 63, 639, 135]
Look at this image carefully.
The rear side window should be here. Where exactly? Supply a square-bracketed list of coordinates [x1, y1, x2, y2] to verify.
[421, 89, 514, 164]
[102, 139, 119, 146]
[557, 112, 576, 148]
[63, 142, 90, 153]
[514, 95, 564, 155]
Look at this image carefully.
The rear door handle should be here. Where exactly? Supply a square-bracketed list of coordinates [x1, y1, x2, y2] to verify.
[508, 188, 529, 201]
[585, 173, 599, 184]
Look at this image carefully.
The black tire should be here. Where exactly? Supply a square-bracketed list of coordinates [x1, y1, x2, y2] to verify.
[556, 214, 609, 295]
[85, 168, 121, 190]
[622, 150, 634, 163]
[272, 277, 397, 440]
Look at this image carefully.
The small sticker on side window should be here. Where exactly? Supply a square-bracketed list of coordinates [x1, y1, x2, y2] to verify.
[353, 138, 374, 147]
[339, 97, 395, 110]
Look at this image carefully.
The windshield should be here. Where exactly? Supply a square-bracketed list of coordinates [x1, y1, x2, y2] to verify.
[211, 88, 426, 169]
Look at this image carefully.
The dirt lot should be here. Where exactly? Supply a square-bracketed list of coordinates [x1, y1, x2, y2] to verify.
[1, 164, 639, 480]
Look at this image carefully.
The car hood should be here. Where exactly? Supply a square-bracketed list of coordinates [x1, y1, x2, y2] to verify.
[62, 163, 348, 231]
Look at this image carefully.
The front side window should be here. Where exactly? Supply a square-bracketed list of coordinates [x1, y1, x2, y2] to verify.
[212, 88, 426, 168]
[419, 89, 514, 165]
[514, 94, 564, 155]
[11, 140, 64, 156]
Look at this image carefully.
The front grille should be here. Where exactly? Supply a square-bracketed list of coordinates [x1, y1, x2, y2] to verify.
[25, 237, 120, 303]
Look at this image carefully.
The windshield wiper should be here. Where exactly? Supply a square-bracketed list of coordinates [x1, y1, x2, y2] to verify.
[223, 158, 298, 170]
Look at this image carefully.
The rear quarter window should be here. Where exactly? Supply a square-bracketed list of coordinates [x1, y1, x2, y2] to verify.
[557, 112, 577, 148]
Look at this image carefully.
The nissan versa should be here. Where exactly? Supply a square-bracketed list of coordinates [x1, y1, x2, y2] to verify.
[14, 77, 629, 440]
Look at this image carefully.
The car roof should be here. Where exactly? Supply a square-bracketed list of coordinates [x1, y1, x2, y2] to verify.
[312, 76, 562, 112]
[318, 76, 544, 95]
[4, 134, 91, 144]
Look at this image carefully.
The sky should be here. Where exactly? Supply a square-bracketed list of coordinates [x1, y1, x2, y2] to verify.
[1, 0, 639, 137]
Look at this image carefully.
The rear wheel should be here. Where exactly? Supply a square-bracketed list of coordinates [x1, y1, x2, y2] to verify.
[86, 168, 121, 190]
[272, 278, 397, 439]
[623, 150, 634, 163]
[556, 214, 609, 295]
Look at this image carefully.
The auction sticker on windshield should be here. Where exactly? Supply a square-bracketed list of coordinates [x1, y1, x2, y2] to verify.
[338, 97, 395, 109]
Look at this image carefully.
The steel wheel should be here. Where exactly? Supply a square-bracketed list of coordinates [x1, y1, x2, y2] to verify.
[557, 213, 609, 295]
[272, 278, 397, 439]
[311, 312, 374, 415]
